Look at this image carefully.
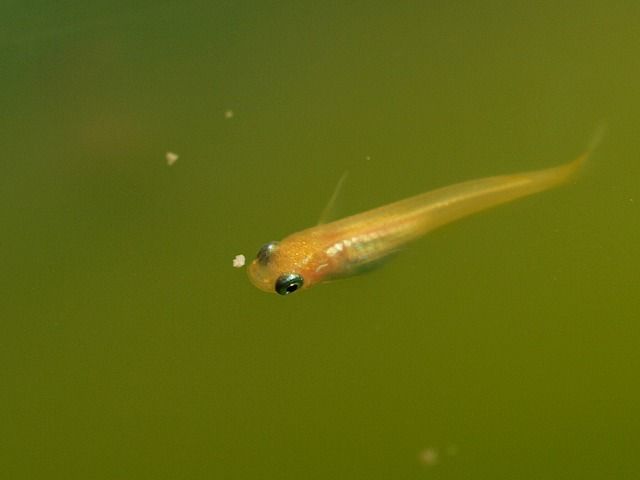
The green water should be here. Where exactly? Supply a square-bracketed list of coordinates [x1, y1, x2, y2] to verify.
[2, 2, 639, 478]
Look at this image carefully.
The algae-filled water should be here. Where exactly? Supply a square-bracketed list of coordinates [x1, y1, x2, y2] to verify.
[2, 2, 639, 479]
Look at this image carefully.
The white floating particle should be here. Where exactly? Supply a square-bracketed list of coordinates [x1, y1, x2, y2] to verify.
[224, 109, 234, 119]
[232, 254, 246, 268]
[166, 151, 179, 166]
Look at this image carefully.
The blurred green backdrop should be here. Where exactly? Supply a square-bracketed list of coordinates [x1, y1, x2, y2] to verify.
[2, 1, 639, 479]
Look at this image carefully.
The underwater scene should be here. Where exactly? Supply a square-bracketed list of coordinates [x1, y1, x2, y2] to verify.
[2, 2, 639, 479]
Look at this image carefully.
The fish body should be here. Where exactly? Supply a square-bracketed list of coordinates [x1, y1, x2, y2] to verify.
[248, 152, 588, 295]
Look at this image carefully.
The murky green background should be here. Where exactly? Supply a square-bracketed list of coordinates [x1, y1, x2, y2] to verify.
[2, 2, 639, 478]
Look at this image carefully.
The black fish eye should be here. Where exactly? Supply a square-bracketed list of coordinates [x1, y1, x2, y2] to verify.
[275, 273, 304, 295]
[256, 241, 279, 265]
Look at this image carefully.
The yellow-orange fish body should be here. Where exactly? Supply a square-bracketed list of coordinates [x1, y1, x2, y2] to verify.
[248, 152, 588, 295]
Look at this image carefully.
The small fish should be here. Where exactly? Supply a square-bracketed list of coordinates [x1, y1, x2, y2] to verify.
[248, 143, 596, 295]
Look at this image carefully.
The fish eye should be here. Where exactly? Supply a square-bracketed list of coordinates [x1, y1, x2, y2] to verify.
[256, 241, 279, 265]
[275, 273, 304, 295]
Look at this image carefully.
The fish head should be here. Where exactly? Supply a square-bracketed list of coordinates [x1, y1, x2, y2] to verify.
[247, 235, 325, 295]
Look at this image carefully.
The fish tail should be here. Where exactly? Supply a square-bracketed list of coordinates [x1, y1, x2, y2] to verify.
[586, 121, 607, 154]
[564, 122, 607, 179]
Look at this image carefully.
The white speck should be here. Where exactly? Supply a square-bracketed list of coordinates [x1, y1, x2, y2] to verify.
[232, 254, 246, 268]
[166, 151, 179, 166]
[224, 109, 234, 119]
[365, 155, 371, 161]
[418, 447, 439, 466]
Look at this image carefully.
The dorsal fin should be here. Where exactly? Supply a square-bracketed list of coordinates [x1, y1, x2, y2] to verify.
[317, 171, 349, 224]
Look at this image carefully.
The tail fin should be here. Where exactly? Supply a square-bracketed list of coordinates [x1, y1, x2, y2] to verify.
[585, 122, 607, 158]
[563, 122, 607, 176]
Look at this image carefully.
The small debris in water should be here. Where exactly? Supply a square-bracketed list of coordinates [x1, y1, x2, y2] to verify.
[224, 109, 234, 119]
[233, 254, 246, 268]
[166, 151, 179, 166]
[418, 447, 439, 466]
